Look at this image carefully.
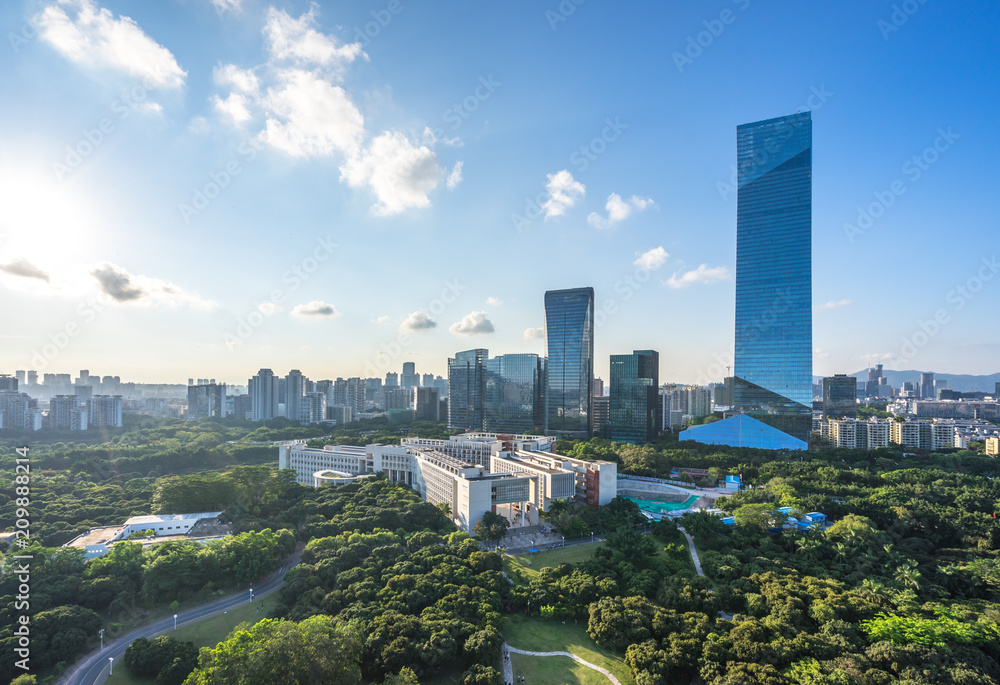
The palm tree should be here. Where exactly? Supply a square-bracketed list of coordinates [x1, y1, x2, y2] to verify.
[894, 561, 922, 591]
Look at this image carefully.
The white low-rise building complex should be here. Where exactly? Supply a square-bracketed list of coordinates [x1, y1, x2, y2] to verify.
[278, 432, 617, 534]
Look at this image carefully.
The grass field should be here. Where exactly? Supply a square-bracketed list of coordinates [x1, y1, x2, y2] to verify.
[504, 542, 603, 579]
[503, 615, 635, 685]
[105, 593, 279, 684]
[511, 653, 618, 684]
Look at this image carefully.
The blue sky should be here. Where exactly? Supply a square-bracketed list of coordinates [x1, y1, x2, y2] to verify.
[0, 0, 997, 385]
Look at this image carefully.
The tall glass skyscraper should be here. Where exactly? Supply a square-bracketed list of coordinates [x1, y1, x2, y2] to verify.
[447, 349, 487, 430]
[606, 349, 659, 445]
[484, 353, 546, 434]
[733, 111, 812, 445]
[544, 287, 594, 437]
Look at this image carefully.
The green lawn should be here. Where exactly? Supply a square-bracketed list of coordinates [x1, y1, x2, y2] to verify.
[504, 542, 603, 580]
[511, 653, 617, 684]
[105, 593, 279, 684]
[503, 615, 635, 685]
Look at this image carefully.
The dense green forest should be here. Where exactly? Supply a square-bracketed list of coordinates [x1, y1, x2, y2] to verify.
[2, 419, 999, 684]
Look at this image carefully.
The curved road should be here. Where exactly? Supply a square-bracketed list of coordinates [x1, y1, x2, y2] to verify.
[59, 553, 300, 685]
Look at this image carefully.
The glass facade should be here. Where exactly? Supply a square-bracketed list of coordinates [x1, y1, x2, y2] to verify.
[822, 374, 857, 418]
[734, 112, 812, 446]
[606, 350, 659, 445]
[447, 349, 487, 430]
[484, 353, 546, 434]
[544, 287, 595, 437]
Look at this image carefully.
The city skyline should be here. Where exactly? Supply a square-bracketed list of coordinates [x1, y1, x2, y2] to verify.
[1, 2, 998, 383]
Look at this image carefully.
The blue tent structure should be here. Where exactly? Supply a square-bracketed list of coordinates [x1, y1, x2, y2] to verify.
[679, 414, 808, 450]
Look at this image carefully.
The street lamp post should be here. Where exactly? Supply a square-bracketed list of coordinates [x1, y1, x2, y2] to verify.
[562, 536, 565, 548]
[173, 614, 178, 630]
[249, 588, 254, 603]
[109, 657, 114, 675]
[99, 628, 104, 650]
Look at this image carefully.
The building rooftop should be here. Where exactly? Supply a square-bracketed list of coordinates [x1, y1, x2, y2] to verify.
[64, 525, 125, 548]
[124, 511, 223, 525]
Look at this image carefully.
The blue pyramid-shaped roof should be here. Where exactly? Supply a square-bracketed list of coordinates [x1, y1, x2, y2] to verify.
[679, 414, 807, 451]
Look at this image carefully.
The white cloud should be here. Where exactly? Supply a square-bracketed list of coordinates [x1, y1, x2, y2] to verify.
[340, 131, 444, 215]
[542, 170, 585, 220]
[291, 300, 339, 317]
[401, 311, 437, 331]
[212, 92, 252, 125]
[211, 0, 243, 14]
[523, 327, 545, 340]
[446, 161, 464, 190]
[634, 247, 669, 271]
[486, 296, 502, 307]
[858, 352, 893, 362]
[450, 311, 495, 336]
[371, 315, 391, 325]
[814, 347, 830, 360]
[665, 264, 731, 288]
[260, 69, 365, 158]
[263, 6, 365, 70]
[587, 193, 655, 229]
[36, 0, 187, 89]
[213, 64, 259, 95]
[89, 263, 215, 309]
[208, 4, 451, 216]
[817, 299, 854, 311]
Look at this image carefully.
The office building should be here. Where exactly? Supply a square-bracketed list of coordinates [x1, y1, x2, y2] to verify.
[328, 405, 353, 425]
[187, 383, 227, 420]
[0, 375, 17, 392]
[544, 287, 595, 438]
[592, 395, 610, 435]
[385, 372, 399, 387]
[920, 372, 935, 400]
[249, 369, 279, 421]
[606, 350, 659, 445]
[448, 348, 487, 430]
[413, 386, 442, 422]
[822, 375, 857, 418]
[729, 111, 813, 448]
[593, 378, 604, 398]
[483, 353, 546, 434]
[422, 373, 434, 388]
[27, 371, 37, 386]
[401, 362, 419, 389]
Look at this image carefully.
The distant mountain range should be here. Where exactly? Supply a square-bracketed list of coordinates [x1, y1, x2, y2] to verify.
[812, 370, 1000, 393]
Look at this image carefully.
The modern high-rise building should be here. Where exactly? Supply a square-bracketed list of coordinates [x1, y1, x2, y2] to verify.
[88, 395, 123, 428]
[187, 383, 227, 420]
[920, 372, 935, 400]
[606, 350, 660, 445]
[285, 370, 305, 422]
[413, 386, 443, 422]
[249, 369, 279, 421]
[822, 375, 857, 418]
[385, 372, 399, 387]
[544, 287, 595, 438]
[0, 375, 17, 392]
[448, 349, 487, 430]
[484, 353, 546, 434]
[421, 373, 434, 388]
[302, 392, 328, 423]
[731, 111, 813, 448]
[401, 362, 419, 389]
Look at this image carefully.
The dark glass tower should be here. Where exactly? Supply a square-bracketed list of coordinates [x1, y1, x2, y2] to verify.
[544, 287, 594, 437]
[447, 349, 487, 430]
[733, 112, 812, 445]
[606, 349, 660, 445]
[484, 353, 546, 434]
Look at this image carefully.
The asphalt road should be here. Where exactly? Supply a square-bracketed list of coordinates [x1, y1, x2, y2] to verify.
[58, 552, 300, 685]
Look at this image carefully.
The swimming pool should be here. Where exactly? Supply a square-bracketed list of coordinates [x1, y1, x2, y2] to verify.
[624, 495, 700, 513]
